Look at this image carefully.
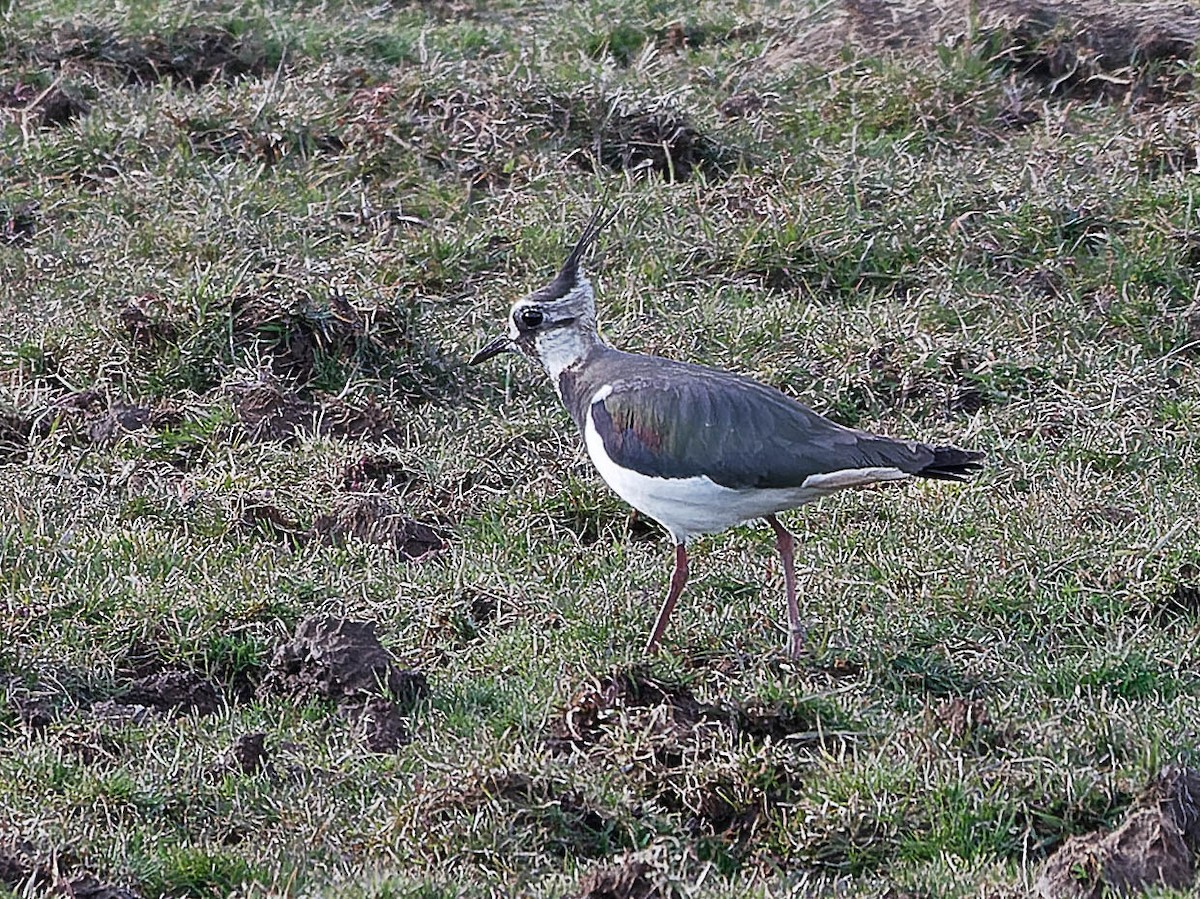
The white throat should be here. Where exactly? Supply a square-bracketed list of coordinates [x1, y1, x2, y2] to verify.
[534, 326, 597, 384]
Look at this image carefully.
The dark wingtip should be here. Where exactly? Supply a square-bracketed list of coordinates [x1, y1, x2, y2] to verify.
[917, 446, 986, 482]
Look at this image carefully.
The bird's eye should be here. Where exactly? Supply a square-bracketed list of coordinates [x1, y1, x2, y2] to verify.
[519, 307, 544, 329]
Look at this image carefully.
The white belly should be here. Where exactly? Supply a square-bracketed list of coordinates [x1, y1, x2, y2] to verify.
[581, 389, 911, 543]
[583, 412, 905, 544]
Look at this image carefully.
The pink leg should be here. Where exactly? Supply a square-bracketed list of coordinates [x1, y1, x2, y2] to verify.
[644, 543, 688, 655]
[767, 514, 806, 659]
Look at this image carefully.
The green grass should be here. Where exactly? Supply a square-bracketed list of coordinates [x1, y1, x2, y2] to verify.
[2, 0, 1200, 896]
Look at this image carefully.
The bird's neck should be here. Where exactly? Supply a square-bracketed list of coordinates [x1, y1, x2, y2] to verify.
[536, 323, 604, 386]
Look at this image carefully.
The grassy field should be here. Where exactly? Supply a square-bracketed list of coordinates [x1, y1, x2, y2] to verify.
[2, 0, 1199, 895]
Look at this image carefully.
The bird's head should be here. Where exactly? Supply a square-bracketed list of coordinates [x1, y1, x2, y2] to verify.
[470, 204, 617, 370]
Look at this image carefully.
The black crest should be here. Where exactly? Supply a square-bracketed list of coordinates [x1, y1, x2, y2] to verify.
[544, 201, 619, 298]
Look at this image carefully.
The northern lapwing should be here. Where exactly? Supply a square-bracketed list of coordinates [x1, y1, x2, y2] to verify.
[471, 207, 984, 659]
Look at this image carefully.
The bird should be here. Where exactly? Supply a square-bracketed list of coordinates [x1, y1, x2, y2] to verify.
[470, 205, 984, 660]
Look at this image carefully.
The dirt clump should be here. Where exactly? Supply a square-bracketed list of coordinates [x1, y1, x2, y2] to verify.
[236, 493, 443, 561]
[1, 390, 184, 452]
[0, 202, 38, 244]
[0, 837, 138, 898]
[93, 669, 221, 720]
[546, 669, 829, 755]
[309, 494, 444, 561]
[0, 410, 36, 463]
[263, 616, 426, 705]
[1155, 562, 1200, 621]
[762, 1, 1198, 105]
[348, 696, 411, 753]
[119, 295, 179, 347]
[231, 292, 410, 384]
[657, 776, 767, 841]
[576, 856, 668, 899]
[262, 616, 428, 753]
[572, 102, 734, 182]
[237, 496, 307, 546]
[1035, 765, 1200, 898]
[718, 91, 766, 119]
[228, 378, 402, 444]
[86, 400, 185, 446]
[8, 692, 54, 733]
[394, 83, 739, 186]
[428, 769, 627, 859]
[184, 123, 344, 166]
[933, 696, 991, 740]
[0, 82, 89, 127]
[226, 732, 272, 775]
[41, 24, 272, 88]
[341, 453, 418, 492]
[982, 0, 1198, 103]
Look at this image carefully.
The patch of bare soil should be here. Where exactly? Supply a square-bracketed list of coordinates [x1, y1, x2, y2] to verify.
[236, 495, 308, 546]
[309, 494, 444, 560]
[1155, 562, 1200, 621]
[547, 670, 833, 849]
[0, 837, 138, 898]
[341, 453, 418, 492]
[576, 856, 668, 899]
[982, 0, 1197, 103]
[932, 696, 991, 740]
[718, 91, 767, 119]
[0, 202, 37, 244]
[38, 24, 273, 88]
[1035, 765, 1200, 898]
[225, 732, 271, 775]
[261, 616, 429, 753]
[236, 493, 443, 560]
[0, 82, 89, 127]
[231, 292, 411, 384]
[0, 390, 186, 459]
[92, 668, 222, 721]
[9, 692, 54, 734]
[119, 295, 179, 347]
[361, 82, 738, 186]
[86, 400, 186, 446]
[574, 103, 735, 181]
[546, 669, 833, 756]
[183, 122, 345, 165]
[228, 378, 403, 444]
[0, 410, 34, 463]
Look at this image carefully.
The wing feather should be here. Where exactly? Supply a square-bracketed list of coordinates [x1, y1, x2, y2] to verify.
[589, 368, 941, 489]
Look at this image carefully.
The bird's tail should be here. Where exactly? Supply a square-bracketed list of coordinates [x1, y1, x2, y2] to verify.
[916, 445, 985, 482]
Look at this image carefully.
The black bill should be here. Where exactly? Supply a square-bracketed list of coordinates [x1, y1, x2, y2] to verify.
[469, 335, 515, 365]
